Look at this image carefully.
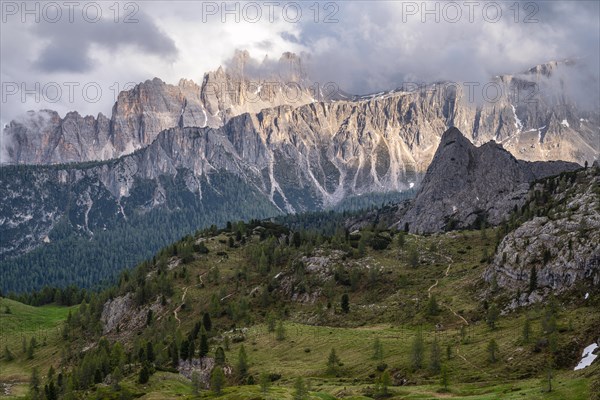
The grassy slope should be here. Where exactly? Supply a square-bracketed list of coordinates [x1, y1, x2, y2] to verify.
[119, 229, 598, 399]
[0, 298, 74, 397]
[1, 228, 598, 399]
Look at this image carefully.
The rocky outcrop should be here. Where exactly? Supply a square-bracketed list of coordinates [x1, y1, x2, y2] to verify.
[396, 127, 580, 234]
[178, 358, 232, 388]
[483, 165, 600, 299]
[100, 293, 165, 337]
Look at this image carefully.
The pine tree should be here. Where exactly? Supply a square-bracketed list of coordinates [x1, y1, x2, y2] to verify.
[397, 232, 405, 248]
[529, 266, 537, 293]
[276, 320, 286, 341]
[170, 341, 179, 367]
[258, 251, 269, 275]
[215, 347, 226, 366]
[138, 363, 150, 384]
[427, 295, 440, 316]
[110, 342, 125, 370]
[44, 380, 57, 400]
[379, 370, 391, 396]
[293, 377, 307, 400]
[372, 338, 384, 361]
[180, 340, 189, 361]
[266, 313, 276, 333]
[111, 367, 122, 391]
[357, 237, 367, 256]
[522, 316, 531, 343]
[27, 337, 36, 360]
[292, 232, 302, 248]
[430, 337, 441, 374]
[441, 364, 449, 391]
[199, 326, 209, 357]
[191, 322, 201, 340]
[327, 348, 341, 374]
[237, 345, 248, 378]
[341, 293, 350, 313]
[202, 312, 212, 332]
[259, 371, 271, 394]
[545, 361, 553, 392]
[210, 367, 226, 395]
[411, 329, 425, 371]
[486, 303, 500, 330]
[191, 370, 201, 395]
[3, 345, 14, 361]
[408, 247, 419, 268]
[29, 367, 41, 399]
[188, 340, 196, 360]
[146, 342, 155, 363]
[487, 339, 499, 363]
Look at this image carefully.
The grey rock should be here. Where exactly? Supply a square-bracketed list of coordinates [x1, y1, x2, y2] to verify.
[3, 52, 317, 164]
[3, 59, 598, 171]
[397, 127, 580, 234]
[483, 165, 600, 298]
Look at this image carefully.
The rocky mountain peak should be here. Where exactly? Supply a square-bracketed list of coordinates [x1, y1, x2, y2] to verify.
[437, 126, 473, 148]
[397, 127, 580, 234]
[2, 58, 597, 171]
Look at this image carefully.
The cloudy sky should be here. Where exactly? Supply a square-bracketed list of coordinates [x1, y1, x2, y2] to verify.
[1, 0, 599, 125]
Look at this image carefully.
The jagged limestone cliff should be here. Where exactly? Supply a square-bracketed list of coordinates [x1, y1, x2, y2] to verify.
[3, 59, 598, 169]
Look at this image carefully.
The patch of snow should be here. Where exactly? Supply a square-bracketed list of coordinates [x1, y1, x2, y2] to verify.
[561, 119, 570, 128]
[200, 107, 208, 128]
[511, 104, 523, 132]
[574, 343, 598, 370]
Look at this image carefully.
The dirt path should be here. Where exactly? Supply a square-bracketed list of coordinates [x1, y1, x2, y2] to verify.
[198, 271, 207, 286]
[428, 250, 453, 299]
[428, 249, 470, 326]
[220, 293, 235, 302]
[427, 280, 439, 298]
[173, 286, 189, 326]
[445, 304, 469, 326]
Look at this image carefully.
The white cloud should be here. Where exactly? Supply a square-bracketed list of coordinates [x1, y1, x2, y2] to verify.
[1, 0, 598, 124]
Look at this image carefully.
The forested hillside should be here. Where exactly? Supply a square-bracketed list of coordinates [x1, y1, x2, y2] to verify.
[2, 208, 598, 399]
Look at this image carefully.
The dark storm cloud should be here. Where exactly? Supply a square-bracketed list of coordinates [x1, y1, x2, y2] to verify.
[292, 0, 600, 96]
[33, 10, 178, 73]
[1, 0, 598, 131]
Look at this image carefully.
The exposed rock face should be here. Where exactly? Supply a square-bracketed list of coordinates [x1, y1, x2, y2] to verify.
[483, 165, 600, 299]
[100, 293, 164, 337]
[3, 51, 317, 164]
[3, 59, 598, 169]
[397, 127, 581, 234]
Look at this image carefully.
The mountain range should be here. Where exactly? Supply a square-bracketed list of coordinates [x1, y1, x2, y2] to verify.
[1, 53, 598, 293]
